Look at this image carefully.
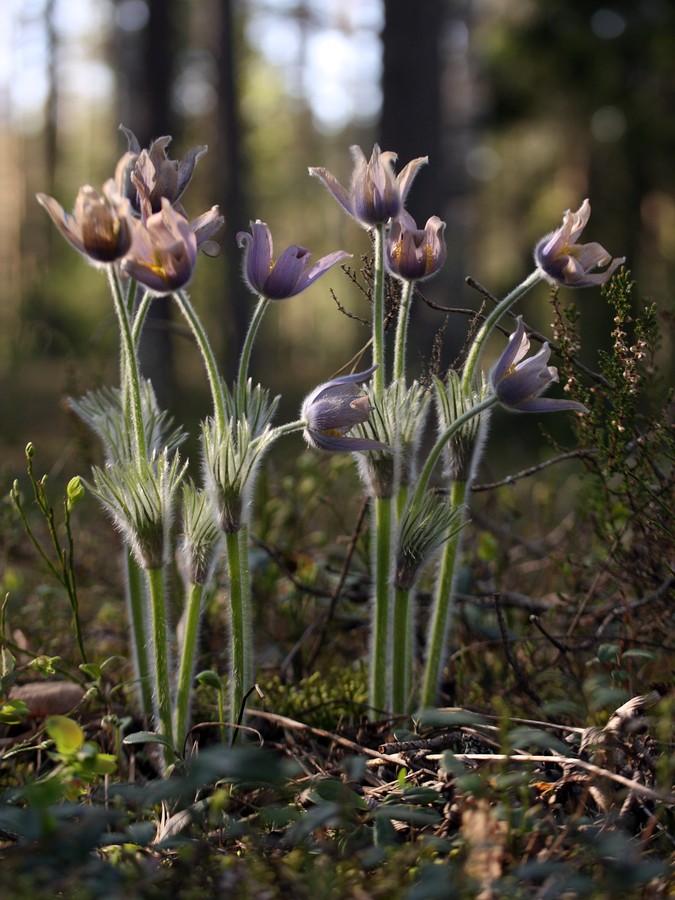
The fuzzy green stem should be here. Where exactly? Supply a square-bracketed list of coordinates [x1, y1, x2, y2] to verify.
[413, 396, 497, 507]
[372, 224, 386, 397]
[392, 585, 412, 714]
[420, 480, 467, 708]
[173, 290, 226, 431]
[108, 267, 147, 459]
[124, 548, 153, 715]
[237, 295, 271, 412]
[269, 419, 306, 441]
[174, 582, 204, 749]
[146, 566, 174, 764]
[370, 495, 393, 716]
[461, 270, 543, 390]
[393, 280, 415, 385]
[131, 290, 153, 348]
[225, 528, 251, 730]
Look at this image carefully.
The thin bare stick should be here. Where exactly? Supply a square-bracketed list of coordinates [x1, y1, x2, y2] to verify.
[431, 752, 674, 804]
[471, 449, 597, 492]
[249, 708, 437, 775]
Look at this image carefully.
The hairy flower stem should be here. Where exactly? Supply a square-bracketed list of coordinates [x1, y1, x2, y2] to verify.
[146, 566, 174, 764]
[421, 480, 467, 708]
[372, 225, 386, 396]
[392, 585, 412, 714]
[131, 290, 153, 347]
[124, 548, 153, 715]
[225, 527, 252, 731]
[461, 270, 542, 390]
[108, 267, 147, 459]
[237, 295, 271, 411]
[370, 495, 393, 716]
[413, 396, 497, 505]
[393, 280, 414, 385]
[174, 582, 204, 749]
[173, 290, 226, 430]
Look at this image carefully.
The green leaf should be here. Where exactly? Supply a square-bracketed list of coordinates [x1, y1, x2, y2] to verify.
[89, 752, 117, 775]
[45, 715, 84, 754]
[123, 730, 177, 753]
[0, 699, 29, 725]
[375, 804, 440, 826]
[597, 643, 620, 664]
[195, 670, 222, 691]
[621, 649, 657, 660]
[1, 645, 16, 679]
[312, 778, 367, 809]
[79, 663, 102, 680]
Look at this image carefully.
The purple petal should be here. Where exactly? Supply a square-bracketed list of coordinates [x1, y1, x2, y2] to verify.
[191, 206, 224, 246]
[119, 124, 141, 154]
[396, 155, 428, 205]
[511, 397, 589, 413]
[240, 220, 273, 293]
[301, 365, 378, 412]
[36, 193, 85, 254]
[175, 144, 208, 200]
[305, 429, 391, 453]
[490, 317, 529, 386]
[263, 245, 310, 299]
[299, 250, 351, 291]
[308, 166, 353, 217]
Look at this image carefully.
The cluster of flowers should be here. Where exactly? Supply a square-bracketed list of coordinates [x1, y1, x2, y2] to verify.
[38, 128, 624, 753]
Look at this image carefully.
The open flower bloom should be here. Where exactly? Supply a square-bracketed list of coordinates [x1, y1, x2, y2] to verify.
[386, 211, 446, 281]
[122, 199, 197, 293]
[114, 126, 207, 215]
[535, 199, 625, 287]
[237, 220, 350, 300]
[490, 318, 588, 413]
[309, 144, 428, 229]
[301, 366, 392, 452]
[37, 181, 133, 265]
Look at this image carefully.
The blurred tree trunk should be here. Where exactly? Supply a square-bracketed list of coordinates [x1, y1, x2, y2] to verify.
[113, 0, 182, 407]
[380, 0, 443, 225]
[379, 0, 471, 372]
[212, 0, 249, 382]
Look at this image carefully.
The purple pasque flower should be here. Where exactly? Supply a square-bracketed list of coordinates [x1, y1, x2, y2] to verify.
[490, 318, 588, 413]
[301, 366, 392, 452]
[122, 199, 197, 293]
[309, 144, 428, 229]
[385, 210, 446, 282]
[535, 199, 625, 287]
[237, 220, 350, 300]
[114, 125, 207, 215]
[37, 181, 133, 265]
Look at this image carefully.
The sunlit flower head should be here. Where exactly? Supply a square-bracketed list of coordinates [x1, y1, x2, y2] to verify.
[301, 366, 391, 453]
[122, 199, 198, 293]
[37, 181, 133, 265]
[309, 144, 428, 229]
[237, 220, 350, 300]
[386, 210, 446, 282]
[535, 199, 625, 287]
[114, 125, 207, 216]
[490, 317, 588, 413]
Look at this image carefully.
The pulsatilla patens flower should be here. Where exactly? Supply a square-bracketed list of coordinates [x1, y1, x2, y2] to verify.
[122, 199, 197, 293]
[237, 220, 350, 300]
[302, 366, 391, 453]
[535, 199, 625, 287]
[490, 318, 588, 413]
[37, 182, 133, 264]
[114, 125, 207, 215]
[309, 144, 427, 229]
[386, 211, 446, 282]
